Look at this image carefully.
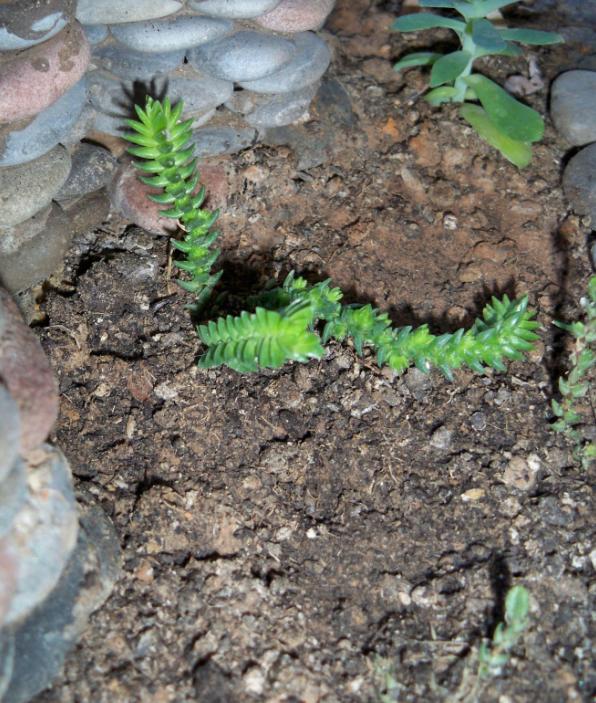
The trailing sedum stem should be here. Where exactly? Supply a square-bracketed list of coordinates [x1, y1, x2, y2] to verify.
[125, 97, 539, 378]
[125, 97, 222, 309]
[198, 273, 539, 376]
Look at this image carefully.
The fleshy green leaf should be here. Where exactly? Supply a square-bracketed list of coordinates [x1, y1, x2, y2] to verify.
[499, 28, 564, 45]
[425, 86, 459, 105]
[472, 18, 507, 52]
[459, 104, 533, 167]
[392, 13, 465, 33]
[420, 0, 458, 7]
[394, 51, 442, 71]
[505, 586, 530, 625]
[463, 74, 544, 142]
[430, 50, 472, 86]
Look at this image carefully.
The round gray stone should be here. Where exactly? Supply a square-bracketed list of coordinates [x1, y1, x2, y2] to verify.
[0, 145, 71, 228]
[93, 43, 185, 79]
[56, 143, 117, 200]
[0, 459, 27, 538]
[1, 496, 121, 703]
[76, 0, 183, 25]
[0, 78, 86, 167]
[188, 30, 295, 82]
[562, 143, 596, 224]
[245, 82, 319, 128]
[0, 203, 73, 294]
[2, 445, 78, 627]
[190, 126, 258, 156]
[239, 31, 331, 94]
[82, 23, 109, 44]
[110, 15, 233, 53]
[0, 384, 20, 483]
[88, 69, 232, 135]
[551, 70, 596, 146]
[188, 0, 282, 18]
[0, 0, 70, 50]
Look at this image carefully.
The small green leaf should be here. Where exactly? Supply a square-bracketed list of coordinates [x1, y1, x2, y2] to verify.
[426, 86, 459, 105]
[465, 0, 517, 17]
[393, 51, 442, 71]
[430, 50, 472, 86]
[499, 28, 564, 45]
[505, 585, 529, 625]
[459, 104, 533, 167]
[420, 0, 458, 8]
[392, 13, 465, 33]
[472, 18, 507, 52]
[463, 74, 544, 142]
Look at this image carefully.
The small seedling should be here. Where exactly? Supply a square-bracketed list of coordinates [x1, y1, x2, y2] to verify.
[551, 276, 596, 468]
[125, 97, 539, 378]
[392, 0, 563, 167]
[476, 584, 530, 680]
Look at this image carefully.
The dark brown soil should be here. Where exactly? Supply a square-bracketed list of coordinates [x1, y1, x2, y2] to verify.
[34, 1, 594, 701]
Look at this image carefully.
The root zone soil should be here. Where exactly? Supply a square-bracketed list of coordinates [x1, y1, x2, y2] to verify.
[35, 2, 593, 701]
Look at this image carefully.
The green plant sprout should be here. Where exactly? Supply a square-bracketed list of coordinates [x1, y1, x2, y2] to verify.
[551, 276, 596, 468]
[125, 97, 539, 377]
[392, 0, 563, 167]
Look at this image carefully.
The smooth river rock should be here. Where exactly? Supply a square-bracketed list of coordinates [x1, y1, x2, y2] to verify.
[0, 202, 74, 294]
[0, 22, 90, 124]
[0, 0, 72, 50]
[563, 142, 596, 224]
[0, 78, 87, 167]
[93, 43, 185, 80]
[76, 0, 183, 25]
[57, 143, 117, 200]
[0, 145, 71, 228]
[188, 0, 282, 18]
[240, 32, 331, 93]
[111, 15, 233, 53]
[0, 290, 59, 450]
[0, 385, 21, 483]
[256, 0, 336, 32]
[550, 70, 596, 146]
[188, 30, 295, 82]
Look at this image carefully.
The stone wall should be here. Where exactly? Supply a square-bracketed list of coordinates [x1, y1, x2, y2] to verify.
[0, 0, 337, 293]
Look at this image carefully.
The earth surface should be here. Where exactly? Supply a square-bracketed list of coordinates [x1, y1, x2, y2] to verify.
[32, 1, 594, 701]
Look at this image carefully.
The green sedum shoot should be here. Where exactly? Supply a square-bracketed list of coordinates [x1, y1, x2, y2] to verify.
[392, 0, 563, 167]
[551, 276, 596, 468]
[125, 97, 222, 310]
[124, 97, 539, 377]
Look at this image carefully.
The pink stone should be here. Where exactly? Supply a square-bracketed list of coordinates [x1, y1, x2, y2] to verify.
[110, 159, 231, 234]
[0, 22, 90, 124]
[0, 289, 59, 451]
[255, 0, 335, 32]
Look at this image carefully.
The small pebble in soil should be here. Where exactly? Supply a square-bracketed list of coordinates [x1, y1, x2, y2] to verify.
[76, 0, 183, 25]
[550, 70, 596, 146]
[111, 15, 233, 53]
[470, 411, 487, 431]
[188, 30, 295, 82]
[429, 425, 453, 450]
[0, 0, 71, 50]
[0, 290, 58, 449]
[501, 454, 541, 491]
[562, 143, 596, 224]
[404, 367, 432, 400]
